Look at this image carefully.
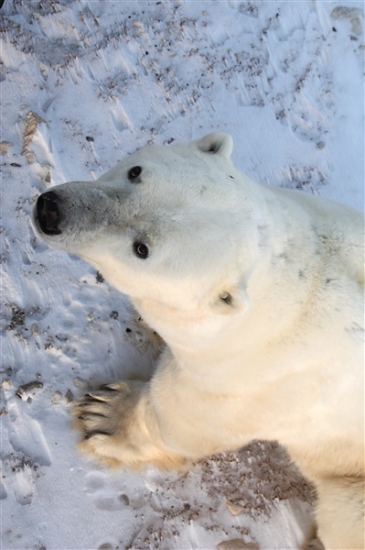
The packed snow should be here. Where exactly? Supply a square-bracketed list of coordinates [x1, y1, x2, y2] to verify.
[1, 1, 363, 549]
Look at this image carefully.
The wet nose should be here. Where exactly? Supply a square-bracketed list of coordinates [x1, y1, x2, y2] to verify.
[36, 191, 62, 235]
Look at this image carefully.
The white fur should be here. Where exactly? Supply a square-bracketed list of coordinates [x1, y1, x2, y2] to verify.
[36, 133, 364, 549]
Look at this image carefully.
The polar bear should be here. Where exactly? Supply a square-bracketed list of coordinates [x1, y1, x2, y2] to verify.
[34, 133, 364, 549]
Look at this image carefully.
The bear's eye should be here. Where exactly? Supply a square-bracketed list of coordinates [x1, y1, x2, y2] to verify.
[133, 241, 149, 259]
[128, 166, 142, 181]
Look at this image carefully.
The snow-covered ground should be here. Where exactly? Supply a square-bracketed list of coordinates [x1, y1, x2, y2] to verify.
[0, 1, 363, 549]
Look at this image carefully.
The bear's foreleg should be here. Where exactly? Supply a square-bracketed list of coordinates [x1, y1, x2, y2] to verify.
[73, 380, 185, 468]
[315, 476, 364, 549]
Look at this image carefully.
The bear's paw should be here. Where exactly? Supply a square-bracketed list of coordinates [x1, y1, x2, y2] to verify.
[73, 380, 185, 469]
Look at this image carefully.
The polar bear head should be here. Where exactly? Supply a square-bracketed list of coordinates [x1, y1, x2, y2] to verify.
[35, 133, 260, 322]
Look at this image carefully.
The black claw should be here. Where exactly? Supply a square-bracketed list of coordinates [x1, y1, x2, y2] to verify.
[84, 430, 111, 440]
[99, 383, 118, 391]
[84, 392, 106, 402]
[78, 413, 107, 420]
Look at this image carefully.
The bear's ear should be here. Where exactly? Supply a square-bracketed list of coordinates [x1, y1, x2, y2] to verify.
[212, 284, 250, 316]
[196, 133, 233, 159]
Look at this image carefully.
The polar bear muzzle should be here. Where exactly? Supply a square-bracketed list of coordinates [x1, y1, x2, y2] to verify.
[34, 183, 127, 247]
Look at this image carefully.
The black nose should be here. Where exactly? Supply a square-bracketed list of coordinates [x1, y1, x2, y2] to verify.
[36, 191, 62, 235]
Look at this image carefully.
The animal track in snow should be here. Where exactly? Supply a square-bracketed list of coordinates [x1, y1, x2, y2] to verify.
[13, 466, 34, 505]
[1, 451, 43, 507]
[9, 414, 52, 466]
[3, 386, 52, 467]
[85, 471, 131, 511]
[0, 479, 8, 500]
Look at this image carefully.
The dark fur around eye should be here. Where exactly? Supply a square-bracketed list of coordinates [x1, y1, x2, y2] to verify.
[133, 241, 149, 259]
[128, 166, 142, 181]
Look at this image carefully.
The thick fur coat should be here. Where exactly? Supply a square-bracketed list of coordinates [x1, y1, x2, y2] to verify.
[34, 133, 364, 549]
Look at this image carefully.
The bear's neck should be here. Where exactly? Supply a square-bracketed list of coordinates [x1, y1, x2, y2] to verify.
[133, 255, 318, 380]
[132, 190, 321, 382]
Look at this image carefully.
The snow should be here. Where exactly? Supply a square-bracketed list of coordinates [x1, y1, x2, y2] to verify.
[0, 1, 363, 549]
